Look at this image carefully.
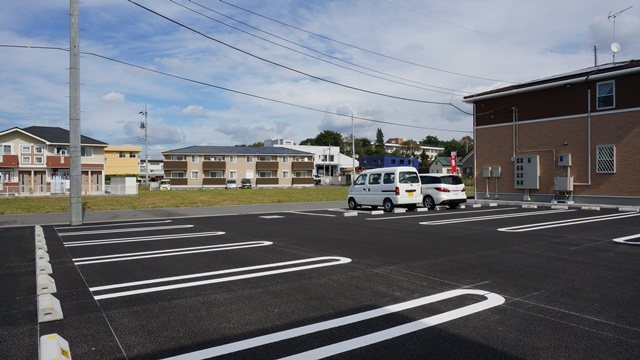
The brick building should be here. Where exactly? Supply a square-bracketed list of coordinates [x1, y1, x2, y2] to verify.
[464, 60, 640, 205]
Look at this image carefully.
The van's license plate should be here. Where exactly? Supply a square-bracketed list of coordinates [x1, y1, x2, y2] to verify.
[407, 192, 413, 196]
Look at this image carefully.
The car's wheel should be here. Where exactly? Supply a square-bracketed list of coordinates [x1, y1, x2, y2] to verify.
[423, 195, 435, 209]
[448, 203, 460, 209]
[383, 198, 394, 212]
[348, 197, 358, 210]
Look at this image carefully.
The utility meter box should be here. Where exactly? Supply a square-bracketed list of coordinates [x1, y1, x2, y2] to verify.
[513, 155, 540, 189]
[554, 176, 574, 191]
[491, 166, 501, 177]
[558, 154, 572, 166]
[482, 167, 492, 178]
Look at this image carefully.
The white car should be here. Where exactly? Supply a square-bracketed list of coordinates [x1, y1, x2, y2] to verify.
[225, 179, 237, 189]
[419, 174, 467, 209]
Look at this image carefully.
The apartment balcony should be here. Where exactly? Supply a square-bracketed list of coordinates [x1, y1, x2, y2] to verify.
[256, 177, 279, 186]
[292, 177, 314, 185]
[203, 178, 225, 186]
[0, 155, 19, 167]
[256, 161, 279, 171]
[164, 160, 188, 171]
[292, 161, 314, 171]
[202, 161, 226, 171]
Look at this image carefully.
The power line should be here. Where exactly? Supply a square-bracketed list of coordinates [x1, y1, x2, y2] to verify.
[217, 0, 513, 83]
[129, 1, 459, 105]
[181, 0, 470, 96]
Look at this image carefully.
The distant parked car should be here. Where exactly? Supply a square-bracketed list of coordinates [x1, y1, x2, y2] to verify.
[225, 179, 237, 189]
[240, 178, 252, 189]
[159, 179, 171, 191]
[419, 173, 466, 209]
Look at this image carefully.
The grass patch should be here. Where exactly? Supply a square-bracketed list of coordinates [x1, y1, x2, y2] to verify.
[0, 187, 349, 215]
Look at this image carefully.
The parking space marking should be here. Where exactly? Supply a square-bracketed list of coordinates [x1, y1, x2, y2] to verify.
[74, 241, 272, 265]
[55, 220, 172, 230]
[91, 256, 352, 300]
[288, 211, 336, 217]
[368, 207, 517, 221]
[420, 209, 571, 225]
[260, 215, 285, 219]
[163, 289, 504, 360]
[57, 224, 194, 236]
[64, 231, 225, 247]
[498, 212, 640, 232]
[613, 234, 640, 245]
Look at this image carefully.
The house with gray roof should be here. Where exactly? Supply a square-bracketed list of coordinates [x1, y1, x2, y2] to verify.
[0, 126, 108, 195]
[162, 145, 315, 188]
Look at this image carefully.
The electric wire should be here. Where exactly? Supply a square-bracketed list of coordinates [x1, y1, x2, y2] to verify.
[182, 0, 470, 96]
[217, 0, 513, 83]
[128, 0, 458, 106]
[1, 44, 478, 133]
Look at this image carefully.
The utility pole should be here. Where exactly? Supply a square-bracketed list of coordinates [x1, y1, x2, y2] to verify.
[139, 106, 149, 185]
[69, 0, 82, 225]
[351, 115, 355, 184]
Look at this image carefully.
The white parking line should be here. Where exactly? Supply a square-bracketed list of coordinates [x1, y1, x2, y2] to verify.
[91, 256, 351, 300]
[289, 211, 336, 217]
[499, 212, 640, 232]
[163, 289, 504, 360]
[64, 231, 225, 247]
[368, 207, 517, 221]
[420, 209, 571, 225]
[55, 220, 171, 230]
[57, 224, 194, 236]
[613, 233, 640, 245]
[74, 241, 272, 265]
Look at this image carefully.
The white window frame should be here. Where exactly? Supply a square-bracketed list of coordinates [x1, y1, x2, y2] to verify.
[171, 155, 185, 161]
[230, 156, 237, 163]
[282, 156, 289, 163]
[22, 156, 31, 164]
[282, 170, 290, 179]
[294, 170, 308, 178]
[191, 171, 199, 179]
[34, 146, 43, 154]
[170, 171, 185, 178]
[81, 147, 93, 157]
[209, 171, 224, 178]
[596, 80, 615, 110]
[191, 155, 199, 163]
[34, 156, 44, 164]
[229, 171, 237, 179]
[246, 156, 254, 163]
[259, 171, 273, 178]
[2, 144, 12, 155]
[596, 144, 616, 173]
[21, 145, 31, 154]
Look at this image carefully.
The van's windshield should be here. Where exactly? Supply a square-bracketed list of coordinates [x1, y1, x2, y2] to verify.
[398, 172, 419, 184]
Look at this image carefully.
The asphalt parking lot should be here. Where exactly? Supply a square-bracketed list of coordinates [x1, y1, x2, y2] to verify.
[2, 202, 640, 359]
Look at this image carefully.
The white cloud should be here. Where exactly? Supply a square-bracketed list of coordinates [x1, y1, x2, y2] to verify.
[180, 105, 205, 116]
[101, 91, 125, 103]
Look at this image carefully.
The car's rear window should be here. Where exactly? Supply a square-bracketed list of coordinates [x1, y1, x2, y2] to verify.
[421, 175, 463, 185]
[399, 171, 419, 184]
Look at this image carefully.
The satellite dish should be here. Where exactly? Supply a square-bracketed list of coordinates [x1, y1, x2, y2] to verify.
[611, 42, 621, 53]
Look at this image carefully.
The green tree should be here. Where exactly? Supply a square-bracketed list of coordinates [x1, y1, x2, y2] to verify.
[251, 141, 264, 147]
[373, 128, 386, 155]
[315, 130, 343, 149]
[299, 138, 316, 146]
[421, 135, 442, 147]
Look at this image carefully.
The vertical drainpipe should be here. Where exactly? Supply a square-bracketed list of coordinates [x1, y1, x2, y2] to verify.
[575, 75, 593, 186]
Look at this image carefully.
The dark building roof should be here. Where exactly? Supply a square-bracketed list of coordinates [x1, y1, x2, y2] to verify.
[464, 59, 640, 101]
[17, 126, 107, 145]
[163, 146, 313, 156]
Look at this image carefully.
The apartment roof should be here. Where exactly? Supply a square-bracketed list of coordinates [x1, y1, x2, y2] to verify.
[163, 146, 313, 156]
[13, 126, 108, 145]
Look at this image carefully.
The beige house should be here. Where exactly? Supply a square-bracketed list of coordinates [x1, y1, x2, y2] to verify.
[0, 126, 107, 195]
[104, 145, 142, 176]
[162, 146, 315, 188]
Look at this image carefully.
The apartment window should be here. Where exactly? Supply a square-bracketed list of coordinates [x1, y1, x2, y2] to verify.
[246, 156, 253, 163]
[34, 157, 44, 164]
[129, 152, 136, 158]
[21, 145, 31, 154]
[259, 171, 273, 178]
[34, 146, 43, 154]
[191, 171, 199, 179]
[230, 156, 237, 163]
[119, 152, 126, 158]
[2, 144, 11, 154]
[259, 156, 273, 161]
[0, 170, 13, 182]
[596, 144, 615, 173]
[191, 155, 199, 163]
[294, 170, 307, 178]
[596, 80, 615, 110]
[283, 170, 290, 178]
[209, 171, 224, 178]
[282, 156, 289, 163]
[171, 155, 185, 161]
[210, 155, 224, 161]
[22, 156, 31, 164]
[170, 171, 185, 178]
[229, 171, 237, 179]
[81, 147, 93, 157]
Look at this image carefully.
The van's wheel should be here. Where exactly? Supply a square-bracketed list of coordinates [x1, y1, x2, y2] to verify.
[383, 199, 394, 212]
[423, 195, 435, 210]
[348, 197, 358, 210]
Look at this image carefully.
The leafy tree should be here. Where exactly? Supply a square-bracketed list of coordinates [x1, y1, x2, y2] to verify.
[400, 139, 421, 157]
[299, 138, 316, 146]
[315, 130, 343, 150]
[251, 141, 264, 147]
[421, 135, 442, 147]
[373, 128, 386, 155]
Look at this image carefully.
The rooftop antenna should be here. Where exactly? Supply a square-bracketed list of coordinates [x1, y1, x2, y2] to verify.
[608, 6, 632, 63]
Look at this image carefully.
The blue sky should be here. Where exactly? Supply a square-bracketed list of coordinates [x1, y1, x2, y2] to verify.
[1, 0, 639, 158]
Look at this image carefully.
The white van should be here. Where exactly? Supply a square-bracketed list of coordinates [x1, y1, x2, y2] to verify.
[348, 167, 422, 212]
